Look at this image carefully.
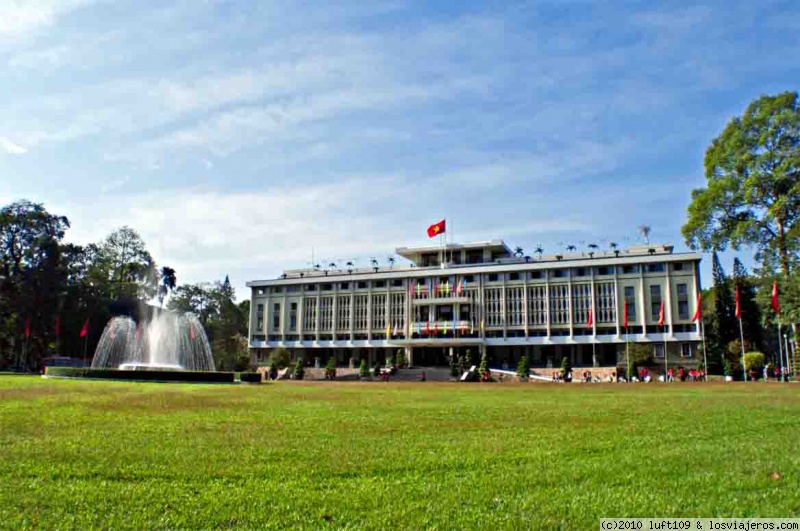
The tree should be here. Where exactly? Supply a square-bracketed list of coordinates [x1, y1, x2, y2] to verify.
[268, 347, 291, 369]
[98, 226, 158, 300]
[732, 258, 762, 350]
[516, 352, 529, 380]
[682, 92, 800, 352]
[706, 252, 737, 374]
[359, 359, 370, 379]
[294, 359, 305, 380]
[325, 356, 336, 380]
[560, 356, 572, 382]
[638, 225, 651, 244]
[627, 343, 653, 377]
[514, 246, 523, 257]
[157, 266, 177, 307]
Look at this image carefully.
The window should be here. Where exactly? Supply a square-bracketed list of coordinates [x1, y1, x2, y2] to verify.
[304, 284, 317, 291]
[677, 283, 689, 320]
[654, 344, 665, 358]
[624, 286, 637, 322]
[373, 280, 386, 288]
[286, 285, 300, 292]
[552, 269, 565, 278]
[256, 304, 264, 330]
[357, 281, 368, 289]
[272, 303, 281, 330]
[466, 250, 483, 264]
[575, 268, 587, 277]
[289, 303, 297, 331]
[681, 343, 693, 357]
[647, 263, 665, 273]
[322, 283, 333, 291]
[530, 271, 543, 279]
[272, 287, 283, 294]
[650, 285, 662, 321]
[340, 282, 350, 290]
[597, 266, 613, 275]
[509, 272, 520, 281]
[621, 265, 639, 274]
[464, 275, 475, 282]
[392, 279, 403, 287]
[673, 262, 684, 271]
[256, 288, 265, 295]
[487, 273, 499, 282]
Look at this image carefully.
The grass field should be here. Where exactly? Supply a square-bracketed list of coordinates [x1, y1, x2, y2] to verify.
[1, 376, 799, 530]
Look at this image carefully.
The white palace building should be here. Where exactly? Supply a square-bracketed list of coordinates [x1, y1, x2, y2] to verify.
[247, 240, 703, 370]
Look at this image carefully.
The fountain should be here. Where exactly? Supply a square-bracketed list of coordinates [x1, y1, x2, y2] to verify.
[91, 313, 215, 371]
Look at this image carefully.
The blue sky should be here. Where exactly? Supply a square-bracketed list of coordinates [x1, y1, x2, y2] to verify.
[1, 0, 798, 298]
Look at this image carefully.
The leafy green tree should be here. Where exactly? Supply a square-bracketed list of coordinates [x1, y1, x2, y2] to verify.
[359, 359, 369, 378]
[325, 356, 336, 380]
[157, 266, 177, 307]
[628, 343, 653, 377]
[516, 353, 529, 380]
[744, 351, 766, 377]
[268, 361, 278, 380]
[268, 347, 291, 369]
[395, 348, 406, 369]
[682, 91, 800, 353]
[560, 356, 572, 382]
[294, 359, 305, 380]
[732, 258, 762, 350]
[98, 226, 158, 301]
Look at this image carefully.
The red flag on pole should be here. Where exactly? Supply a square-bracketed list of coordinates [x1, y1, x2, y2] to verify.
[692, 294, 702, 323]
[657, 301, 665, 326]
[771, 282, 780, 314]
[79, 319, 89, 338]
[55, 316, 60, 339]
[426, 219, 446, 238]
[585, 307, 593, 329]
[622, 302, 628, 328]
[24, 317, 31, 338]
[735, 286, 741, 319]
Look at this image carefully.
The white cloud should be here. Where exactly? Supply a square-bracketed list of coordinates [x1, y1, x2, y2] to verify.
[0, 0, 95, 38]
[0, 136, 27, 154]
[99, 175, 129, 193]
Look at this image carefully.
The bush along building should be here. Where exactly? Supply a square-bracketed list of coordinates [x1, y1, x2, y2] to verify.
[247, 240, 703, 373]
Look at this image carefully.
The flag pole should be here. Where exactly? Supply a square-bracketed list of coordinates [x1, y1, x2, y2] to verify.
[700, 319, 708, 382]
[663, 324, 668, 382]
[625, 326, 630, 382]
[738, 317, 747, 382]
[777, 322, 784, 383]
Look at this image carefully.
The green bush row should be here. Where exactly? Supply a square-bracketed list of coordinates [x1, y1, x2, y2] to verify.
[45, 367, 235, 383]
[239, 372, 262, 383]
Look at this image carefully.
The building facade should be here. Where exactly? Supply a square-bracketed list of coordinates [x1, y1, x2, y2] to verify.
[247, 241, 703, 371]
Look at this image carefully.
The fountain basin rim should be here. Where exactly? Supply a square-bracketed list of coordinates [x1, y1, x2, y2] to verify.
[118, 362, 185, 371]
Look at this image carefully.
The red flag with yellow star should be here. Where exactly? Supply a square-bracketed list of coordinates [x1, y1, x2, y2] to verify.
[427, 219, 446, 238]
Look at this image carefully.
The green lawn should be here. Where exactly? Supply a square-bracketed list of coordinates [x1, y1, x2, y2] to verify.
[1, 376, 799, 530]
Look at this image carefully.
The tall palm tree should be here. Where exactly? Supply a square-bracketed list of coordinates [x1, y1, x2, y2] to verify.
[388, 257, 395, 268]
[514, 246, 524, 257]
[534, 246, 543, 258]
[328, 262, 337, 270]
[566, 245, 577, 252]
[609, 242, 618, 251]
[157, 266, 176, 307]
[346, 261, 354, 273]
[638, 225, 651, 244]
[370, 258, 379, 268]
[588, 243, 599, 251]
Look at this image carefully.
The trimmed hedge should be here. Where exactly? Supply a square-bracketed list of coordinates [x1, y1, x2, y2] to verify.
[239, 372, 262, 383]
[45, 367, 235, 383]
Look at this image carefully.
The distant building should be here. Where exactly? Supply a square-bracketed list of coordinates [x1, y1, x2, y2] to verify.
[247, 240, 702, 370]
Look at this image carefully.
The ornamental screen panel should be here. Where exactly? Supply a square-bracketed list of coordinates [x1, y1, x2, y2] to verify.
[506, 286, 524, 326]
[484, 287, 503, 327]
[527, 285, 547, 326]
[549, 284, 569, 325]
[354, 295, 368, 330]
[571, 283, 592, 325]
[389, 293, 406, 330]
[303, 298, 317, 332]
[336, 296, 351, 330]
[595, 282, 616, 323]
[371, 294, 386, 330]
[319, 296, 334, 331]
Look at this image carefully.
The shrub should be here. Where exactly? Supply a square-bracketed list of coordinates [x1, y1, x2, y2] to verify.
[294, 360, 305, 380]
[627, 343, 653, 377]
[268, 362, 278, 381]
[560, 356, 572, 382]
[396, 349, 407, 369]
[268, 348, 291, 369]
[240, 372, 262, 383]
[744, 352, 765, 376]
[44, 367, 235, 383]
[450, 359, 460, 378]
[359, 359, 370, 378]
[478, 352, 489, 374]
[325, 357, 337, 380]
[465, 349, 473, 367]
[516, 354, 529, 381]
